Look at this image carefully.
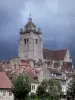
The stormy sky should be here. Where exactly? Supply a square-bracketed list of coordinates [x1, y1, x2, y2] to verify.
[0, 0, 75, 64]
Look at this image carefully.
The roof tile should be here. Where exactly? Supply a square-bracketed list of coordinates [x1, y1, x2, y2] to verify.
[0, 72, 12, 89]
[43, 48, 67, 61]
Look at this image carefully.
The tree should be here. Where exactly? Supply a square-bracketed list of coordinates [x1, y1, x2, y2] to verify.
[36, 78, 62, 100]
[37, 84, 48, 100]
[67, 76, 75, 100]
[30, 92, 37, 99]
[12, 73, 31, 100]
[47, 78, 62, 100]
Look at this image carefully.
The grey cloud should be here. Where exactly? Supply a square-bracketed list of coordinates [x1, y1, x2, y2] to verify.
[0, 0, 75, 63]
[21, 0, 75, 43]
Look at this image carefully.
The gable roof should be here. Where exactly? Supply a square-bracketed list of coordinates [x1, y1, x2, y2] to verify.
[0, 72, 12, 89]
[43, 48, 67, 61]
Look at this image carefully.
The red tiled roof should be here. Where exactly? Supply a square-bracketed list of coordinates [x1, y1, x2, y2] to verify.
[21, 59, 29, 63]
[0, 63, 14, 72]
[0, 63, 15, 78]
[19, 63, 30, 67]
[25, 67, 32, 72]
[25, 22, 36, 28]
[0, 72, 12, 89]
[19, 60, 30, 67]
[0, 63, 14, 71]
[43, 48, 67, 61]
[26, 70, 36, 78]
[25, 67, 40, 73]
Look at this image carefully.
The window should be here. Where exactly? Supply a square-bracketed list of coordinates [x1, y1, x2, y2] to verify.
[61, 80, 66, 85]
[31, 85, 35, 90]
[9, 90, 12, 96]
[24, 39, 26, 44]
[24, 38, 29, 44]
[35, 39, 37, 44]
[3, 90, 6, 96]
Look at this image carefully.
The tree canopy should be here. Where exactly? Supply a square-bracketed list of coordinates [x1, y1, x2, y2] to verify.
[12, 73, 31, 100]
[36, 78, 62, 100]
[67, 76, 75, 100]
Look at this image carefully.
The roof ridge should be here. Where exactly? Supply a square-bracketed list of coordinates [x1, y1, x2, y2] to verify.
[43, 48, 67, 51]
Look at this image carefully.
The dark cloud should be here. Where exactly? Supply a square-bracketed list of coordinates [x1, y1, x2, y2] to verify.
[0, 0, 75, 65]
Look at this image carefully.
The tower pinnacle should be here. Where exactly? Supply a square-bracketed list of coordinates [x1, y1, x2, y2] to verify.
[29, 11, 32, 22]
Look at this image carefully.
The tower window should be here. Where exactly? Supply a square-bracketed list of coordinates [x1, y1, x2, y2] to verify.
[27, 38, 29, 43]
[35, 39, 38, 44]
[24, 38, 29, 44]
[24, 39, 26, 44]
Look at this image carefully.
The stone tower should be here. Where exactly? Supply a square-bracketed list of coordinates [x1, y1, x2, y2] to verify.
[18, 15, 43, 62]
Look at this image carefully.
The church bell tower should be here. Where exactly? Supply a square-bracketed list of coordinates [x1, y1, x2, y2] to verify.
[18, 14, 43, 62]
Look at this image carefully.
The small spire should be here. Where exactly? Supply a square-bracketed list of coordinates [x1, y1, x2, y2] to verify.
[38, 26, 41, 32]
[29, 10, 32, 22]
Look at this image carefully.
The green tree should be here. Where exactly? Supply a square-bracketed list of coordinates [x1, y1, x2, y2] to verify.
[12, 73, 31, 100]
[30, 92, 37, 99]
[36, 78, 62, 100]
[67, 76, 75, 100]
[36, 85, 48, 100]
[47, 78, 62, 99]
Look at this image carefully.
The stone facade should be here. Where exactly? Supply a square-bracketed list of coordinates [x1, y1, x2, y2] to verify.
[18, 16, 43, 62]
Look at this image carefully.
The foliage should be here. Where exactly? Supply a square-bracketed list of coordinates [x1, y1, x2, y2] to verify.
[67, 76, 75, 100]
[47, 78, 62, 97]
[36, 78, 62, 100]
[36, 85, 46, 99]
[12, 73, 31, 100]
[30, 92, 37, 99]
